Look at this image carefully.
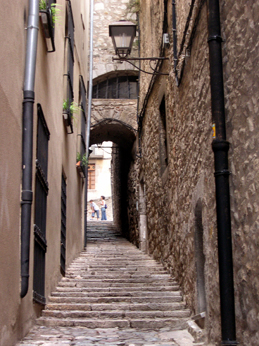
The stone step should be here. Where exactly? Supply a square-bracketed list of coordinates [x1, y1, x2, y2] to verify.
[48, 295, 183, 304]
[51, 290, 181, 298]
[59, 276, 176, 283]
[57, 282, 180, 290]
[66, 268, 169, 274]
[37, 316, 188, 330]
[45, 302, 186, 311]
[55, 285, 180, 292]
[39, 224, 192, 333]
[42, 309, 190, 319]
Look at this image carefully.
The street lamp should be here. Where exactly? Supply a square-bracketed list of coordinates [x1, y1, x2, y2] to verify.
[109, 20, 136, 58]
[109, 20, 168, 75]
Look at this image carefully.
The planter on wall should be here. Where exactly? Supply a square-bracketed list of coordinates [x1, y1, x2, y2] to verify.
[39, 9, 55, 52]
[76, 161, 86, 178]
[63, 111, 73, 134]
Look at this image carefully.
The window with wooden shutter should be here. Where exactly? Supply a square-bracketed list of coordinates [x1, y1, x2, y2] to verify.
[88, 164, 95, 190]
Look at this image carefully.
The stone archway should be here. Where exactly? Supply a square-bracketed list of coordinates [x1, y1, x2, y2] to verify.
[89, 117, 137, 238]
[90, 118, 137, 150]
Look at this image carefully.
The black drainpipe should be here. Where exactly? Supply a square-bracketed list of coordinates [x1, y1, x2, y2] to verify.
[207, 0, 237, 345]
[172, 0, 179, 85]
[21, 0, 39, 298]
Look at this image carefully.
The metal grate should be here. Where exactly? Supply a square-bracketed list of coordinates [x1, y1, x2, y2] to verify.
[65, 0, 75, 133]
[33, 104, 50, 305]
[93, 76, 138, 99]
[60, 174, 67, 276]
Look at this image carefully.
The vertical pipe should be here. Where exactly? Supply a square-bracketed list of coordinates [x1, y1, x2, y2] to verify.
[84, 0, 94, 248]
[207, 0, 237, 344]
[172, 0, 179, 85]
[21, 0, 39, 298]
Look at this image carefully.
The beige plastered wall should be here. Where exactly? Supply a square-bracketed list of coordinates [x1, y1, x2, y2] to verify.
[0, 1, 89, 345]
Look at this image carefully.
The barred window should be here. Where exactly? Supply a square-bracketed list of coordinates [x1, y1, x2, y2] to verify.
[93, 76, 138, 99]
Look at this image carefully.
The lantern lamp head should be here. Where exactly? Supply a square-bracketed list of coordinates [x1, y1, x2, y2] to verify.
[109, 20, 137, 58]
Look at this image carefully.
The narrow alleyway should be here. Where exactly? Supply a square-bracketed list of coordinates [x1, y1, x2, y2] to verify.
[16, 223, 204, 346]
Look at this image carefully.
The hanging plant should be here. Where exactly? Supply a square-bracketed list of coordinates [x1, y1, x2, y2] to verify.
[63, 99, 82, 118]
[39, 0, 61, 27]
[76, 152, 88, 167]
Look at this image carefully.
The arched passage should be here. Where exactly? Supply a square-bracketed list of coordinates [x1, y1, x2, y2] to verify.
[90, 118, 136, 150]
[90, 119, 137, 238]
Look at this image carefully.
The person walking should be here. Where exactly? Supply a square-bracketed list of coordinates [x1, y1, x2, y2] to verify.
[100, 196, 107, 221]
[89, 200, 99, 220]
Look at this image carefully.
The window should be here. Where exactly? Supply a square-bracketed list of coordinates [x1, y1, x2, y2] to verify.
[60, 174, 67, 276]
[77, 76, 87, 177]
[159, 96, 168, 176]
[88, 164, 96, 189]
[64, 0, 75, 133]
[33, 104, 50, 305]
[93, 76, 138, 99]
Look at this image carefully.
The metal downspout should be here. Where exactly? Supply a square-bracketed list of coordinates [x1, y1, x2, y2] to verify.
[21, 0, 39, 298]
[84, 0, 94, 248]
[207, 0, 237, 344]
[172, 0, 179, 85]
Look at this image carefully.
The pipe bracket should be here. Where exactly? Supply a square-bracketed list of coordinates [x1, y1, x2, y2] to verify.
[214, 169, 231, 177]
[21, 190, 33, 203]
[208, 35, 223, 43]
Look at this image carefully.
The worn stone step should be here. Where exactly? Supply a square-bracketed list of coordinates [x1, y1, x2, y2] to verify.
[65, 273, 172, 279]
[58, 279, 178, 286]
[60, 278, 175, 285]
[48, 295, 183, 304]
[55, 285, 179, 292]
[37, 316, 188, 329]
[45, 302, 185, 311]
[51, 290, 181, 298]
[42, 309, 190, 319]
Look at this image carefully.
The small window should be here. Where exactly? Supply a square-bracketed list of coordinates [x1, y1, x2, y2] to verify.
[88, 164, 96, 190]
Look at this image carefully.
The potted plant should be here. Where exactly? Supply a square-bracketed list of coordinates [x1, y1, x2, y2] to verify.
[39, 0, 61, 29]
[39, 0, 61, 52]
[76, 152, 88, 177]
[63, 99, 82, 128]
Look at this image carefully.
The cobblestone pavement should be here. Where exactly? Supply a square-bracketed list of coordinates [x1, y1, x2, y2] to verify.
[17, 325, 196, 346]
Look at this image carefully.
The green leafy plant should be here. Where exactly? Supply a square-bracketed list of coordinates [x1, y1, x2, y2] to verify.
[126, 0, 140, 16]
[63, 99, 82, 117]
[39, 0, 61, 26]
[76, 152, 88, 167]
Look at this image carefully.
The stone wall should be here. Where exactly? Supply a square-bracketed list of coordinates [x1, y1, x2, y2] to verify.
[220, 1, 259, 345]
[91, 99, 137, 129]
[93, 0, 138, 79]
[136, 0, 259, 345]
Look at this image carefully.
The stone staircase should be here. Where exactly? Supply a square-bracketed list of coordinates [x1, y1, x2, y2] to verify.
[37, 222, 192, 331]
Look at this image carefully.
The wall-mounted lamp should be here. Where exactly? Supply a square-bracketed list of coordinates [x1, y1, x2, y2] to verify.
[109, 20, 169, 75]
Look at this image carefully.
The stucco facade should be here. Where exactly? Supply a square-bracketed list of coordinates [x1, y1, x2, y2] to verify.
[0, 1, 89, 345]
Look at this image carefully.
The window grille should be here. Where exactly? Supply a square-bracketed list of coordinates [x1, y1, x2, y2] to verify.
[64, 0, 75, 134]
[78, 76, 87, 177]
[93, 76, 138, 99]
[33, 104, 50, 305]
[60, 174, 67, 275]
